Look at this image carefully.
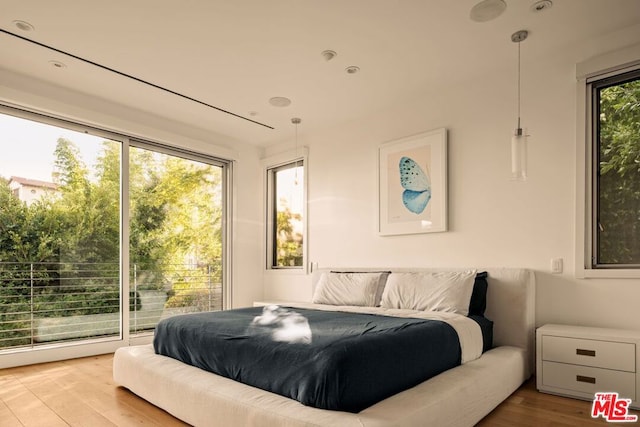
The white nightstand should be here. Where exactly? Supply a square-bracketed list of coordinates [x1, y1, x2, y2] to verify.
[537, 324, 640, 409]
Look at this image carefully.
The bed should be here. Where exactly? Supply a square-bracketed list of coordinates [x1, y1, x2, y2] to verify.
[113, 267, 535, 426]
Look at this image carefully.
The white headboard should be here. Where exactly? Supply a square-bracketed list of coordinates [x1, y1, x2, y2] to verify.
[312, 267, 536, 375]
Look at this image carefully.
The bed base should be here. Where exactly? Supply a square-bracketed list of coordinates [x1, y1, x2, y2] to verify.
[114, 344, 526, 427]
[114, 267, 535, 426]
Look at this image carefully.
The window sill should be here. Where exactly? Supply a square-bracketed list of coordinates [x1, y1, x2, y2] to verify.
[575, 267, 640, 279]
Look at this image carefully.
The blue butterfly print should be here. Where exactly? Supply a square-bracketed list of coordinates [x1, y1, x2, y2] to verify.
[399, 156, 431, 214]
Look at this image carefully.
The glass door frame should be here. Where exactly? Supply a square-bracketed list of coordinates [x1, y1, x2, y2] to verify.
[0, 103, 232, 367]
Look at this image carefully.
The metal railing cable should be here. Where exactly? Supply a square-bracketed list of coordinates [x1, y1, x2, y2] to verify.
[0, 262, 222, 351]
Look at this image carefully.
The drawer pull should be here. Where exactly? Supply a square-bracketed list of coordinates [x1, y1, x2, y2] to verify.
[576, 348, 596, 357]
[576, 375, 596, 384]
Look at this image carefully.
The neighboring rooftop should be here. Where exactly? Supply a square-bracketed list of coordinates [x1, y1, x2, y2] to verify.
[8, 176, 58, 190]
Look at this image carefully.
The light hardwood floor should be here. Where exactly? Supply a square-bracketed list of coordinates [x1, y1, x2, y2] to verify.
[0, 353, 638, 426]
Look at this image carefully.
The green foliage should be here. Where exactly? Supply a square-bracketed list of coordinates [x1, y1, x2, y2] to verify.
[0, 185, 65, 262]
[129, 149, 222, 278]
[0, 137, 223, 348]
[275, 206, 303, 267]
[129, 150, 223, 308]
[598, 77, 640, 264]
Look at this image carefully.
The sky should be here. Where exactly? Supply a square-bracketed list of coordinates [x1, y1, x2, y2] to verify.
[0, 112, 110, 182]
[276, 165, 304, 216]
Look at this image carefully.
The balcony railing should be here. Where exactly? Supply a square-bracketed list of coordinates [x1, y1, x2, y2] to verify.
[0, 262, 222, 351]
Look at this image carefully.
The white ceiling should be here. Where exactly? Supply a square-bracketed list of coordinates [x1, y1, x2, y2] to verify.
[1, 0, 639, 147]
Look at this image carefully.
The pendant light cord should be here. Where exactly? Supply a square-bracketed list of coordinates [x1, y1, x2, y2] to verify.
[511, 29, 528, 133]
[291, 118, 302, 162]
[295, 121, 299, 161]
[291, 117, 302, 184]
[517, 40, 521, 130]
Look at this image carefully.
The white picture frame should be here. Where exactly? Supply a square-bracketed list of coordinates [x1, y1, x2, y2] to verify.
[378, 128, 447, 235]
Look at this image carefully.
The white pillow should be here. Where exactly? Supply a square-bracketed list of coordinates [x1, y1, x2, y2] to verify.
[380, 270, 476, 315]
[312, 272, 386, 306]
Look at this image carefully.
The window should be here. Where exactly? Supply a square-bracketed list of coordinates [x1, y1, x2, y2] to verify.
[0, 106, 230, 357]
[584, 68, 640, 271]
[128, 144, 226, 333]
[0, 112, 122, 349]
[265, 153, 306, 270]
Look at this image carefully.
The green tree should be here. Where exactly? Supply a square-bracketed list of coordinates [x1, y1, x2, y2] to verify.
[598, 78, 640, 264]
[0, 180, 65, 263]
[0, 179, 68, 347]
[275, 205, 303, 267]
[1, 136, 225, 349]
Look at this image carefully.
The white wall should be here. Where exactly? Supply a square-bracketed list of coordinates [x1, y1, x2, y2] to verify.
[231, 142, 264, 308]
[264, 24, 640, 332]
[0, 69, 265, 309]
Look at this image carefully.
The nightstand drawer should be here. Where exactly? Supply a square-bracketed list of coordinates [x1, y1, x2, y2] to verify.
[542, 335, 635, 372]
[542, 361, 636, 400]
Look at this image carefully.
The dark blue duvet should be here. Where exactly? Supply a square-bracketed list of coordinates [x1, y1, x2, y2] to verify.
[153, 305, 462, 413]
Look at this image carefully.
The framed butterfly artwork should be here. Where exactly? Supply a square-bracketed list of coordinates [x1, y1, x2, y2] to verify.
[378, 128, 447, 235]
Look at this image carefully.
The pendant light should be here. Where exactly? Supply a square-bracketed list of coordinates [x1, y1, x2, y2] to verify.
[291, 117, 301, 186]
[511, 30, 529, 181]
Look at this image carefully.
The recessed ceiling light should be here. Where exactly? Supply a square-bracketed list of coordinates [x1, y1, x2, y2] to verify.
[13, 20, 35, 32]
[49, 60, 67, 69]
[531, 0, 553, 13]
[470, 0, 507, 22]
[345, 66, 360, 74]
[269, 97, 292, 107]
[321, 50, 337, 61]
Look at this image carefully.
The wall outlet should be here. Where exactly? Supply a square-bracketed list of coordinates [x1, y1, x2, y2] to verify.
[551, 258, 563, 274]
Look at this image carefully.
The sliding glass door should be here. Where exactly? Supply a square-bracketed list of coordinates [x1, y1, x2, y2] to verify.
[0, 112, 122, 348]
[128, 145, 225, 334]
[0, 108, 228, 353]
